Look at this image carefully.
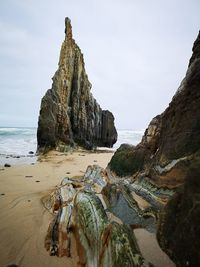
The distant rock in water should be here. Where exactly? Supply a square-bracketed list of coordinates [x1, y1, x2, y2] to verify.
[37, 18, 117, 152]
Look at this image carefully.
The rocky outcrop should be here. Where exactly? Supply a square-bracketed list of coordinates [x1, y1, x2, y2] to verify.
[109, 31, 200, 186]
[37, 18, 117, 152]
[43, 165, 154, 267]
[109, 31, 200, 266]
[157, 158, 200, 267]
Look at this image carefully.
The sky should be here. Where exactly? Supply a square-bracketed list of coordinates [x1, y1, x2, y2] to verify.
[0, 0, 199, 130]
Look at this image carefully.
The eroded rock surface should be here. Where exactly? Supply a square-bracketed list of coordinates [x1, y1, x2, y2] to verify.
[109, 31, 200, 266]
[43, 165, 155, 267]
[37, 18, 117, 152]
[109, 31, 200, 186]
[157, 156, 200, 267]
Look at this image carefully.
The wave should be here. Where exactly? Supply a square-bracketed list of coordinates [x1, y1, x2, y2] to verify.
[114, 129, 144, 149]
[0, 127, 37, 156]
[0, 127, 37, 136]
[0, 127, 144, 156]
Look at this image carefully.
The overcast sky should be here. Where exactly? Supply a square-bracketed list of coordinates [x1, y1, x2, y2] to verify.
[0, 0, 199, 129]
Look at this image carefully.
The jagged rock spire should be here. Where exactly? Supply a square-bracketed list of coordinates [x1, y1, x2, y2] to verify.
[65, 17, 73, 40]
[37, 18, 117, 152]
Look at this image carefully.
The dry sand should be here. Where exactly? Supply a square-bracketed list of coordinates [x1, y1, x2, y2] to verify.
[0, 150, 175, 267]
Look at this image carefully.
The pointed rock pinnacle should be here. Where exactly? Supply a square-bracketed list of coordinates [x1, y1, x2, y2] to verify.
[65, 17, 73, 40]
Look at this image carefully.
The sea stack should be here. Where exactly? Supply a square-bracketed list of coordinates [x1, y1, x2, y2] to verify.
[37, 18, 117, 152]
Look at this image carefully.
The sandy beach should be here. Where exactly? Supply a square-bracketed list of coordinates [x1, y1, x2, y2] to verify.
[0, 150, 175, 267]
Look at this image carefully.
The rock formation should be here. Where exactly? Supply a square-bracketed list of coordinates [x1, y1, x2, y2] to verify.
[109, 31, 200, 266]
[37, 18, 117, 152]
[157, 160, 200, 267]
[40, 18, 200, 267]
[43, 165, 154, 267]
[109, 31, 200, 183]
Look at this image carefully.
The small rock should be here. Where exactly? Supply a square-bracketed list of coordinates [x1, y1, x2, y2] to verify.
[28, 200, 31, 202]
[66, 172, 70, 174]
[35, 180, 40, 183]
[7, 265, 19, 267]
[94, 160, 97, 162]
[25, 175, 33, 178]
[0, 168, 5, 171]
[31, 163, 35, 165]
[4, 164, 11, 168]
[1, 193, 5, 196]
[28, 151, 34, 155]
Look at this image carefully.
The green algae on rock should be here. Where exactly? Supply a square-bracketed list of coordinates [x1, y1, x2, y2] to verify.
[44, 165, 155, 266]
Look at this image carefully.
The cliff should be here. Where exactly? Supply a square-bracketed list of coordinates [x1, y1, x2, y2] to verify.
[109, 31, 200, 185]
[109, 31, 200, 266]
[37, 18, 117, 152]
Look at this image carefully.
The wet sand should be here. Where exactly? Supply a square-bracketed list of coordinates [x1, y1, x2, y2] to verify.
[0, 150, 175, 267]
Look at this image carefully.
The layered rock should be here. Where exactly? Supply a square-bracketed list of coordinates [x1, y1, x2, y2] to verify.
[157, 158, 200, 267]
[37, 18, 117, 152]
[109, 31, 200, 186]
[109, 31, 200, 266]
[43, 165, 154, 267]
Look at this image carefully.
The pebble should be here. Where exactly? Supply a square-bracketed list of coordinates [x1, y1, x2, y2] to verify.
[35, 180, 40, 183]
[4, 163, 11, 167]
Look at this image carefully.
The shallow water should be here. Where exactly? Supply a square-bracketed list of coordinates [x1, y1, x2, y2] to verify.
[0, 127, 144, 166]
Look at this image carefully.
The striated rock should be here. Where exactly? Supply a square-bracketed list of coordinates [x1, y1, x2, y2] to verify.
[43, 165, 154, 266]
[99, 221, 154, 267]
[109, 31, 200, 186]
[37, 18, 117, 152]
[157, 158, 200, 267]
[109, 31, 200, 266]
[102, 182, 157, 232]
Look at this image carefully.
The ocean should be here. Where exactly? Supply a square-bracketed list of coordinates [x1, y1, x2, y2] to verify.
[0, 127, 144, 166]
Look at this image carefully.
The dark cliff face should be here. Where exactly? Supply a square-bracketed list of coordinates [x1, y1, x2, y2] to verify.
[37, 18, 117, 152]
[109, 31, 200, 266]
[157, 158, 200, 267]
[109, 31, 200, 184]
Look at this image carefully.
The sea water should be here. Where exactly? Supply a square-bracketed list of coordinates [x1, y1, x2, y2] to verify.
[114, 129, 144, 149]
[0, 127, 144, 165]
[0, 127, 37, 166]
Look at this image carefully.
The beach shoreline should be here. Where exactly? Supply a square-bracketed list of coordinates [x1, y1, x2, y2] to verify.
[0, 150, 175, 267]
[0, 150, 114, 267]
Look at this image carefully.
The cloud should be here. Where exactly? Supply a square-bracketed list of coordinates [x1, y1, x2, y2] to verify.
[0, 0, 199, 128]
